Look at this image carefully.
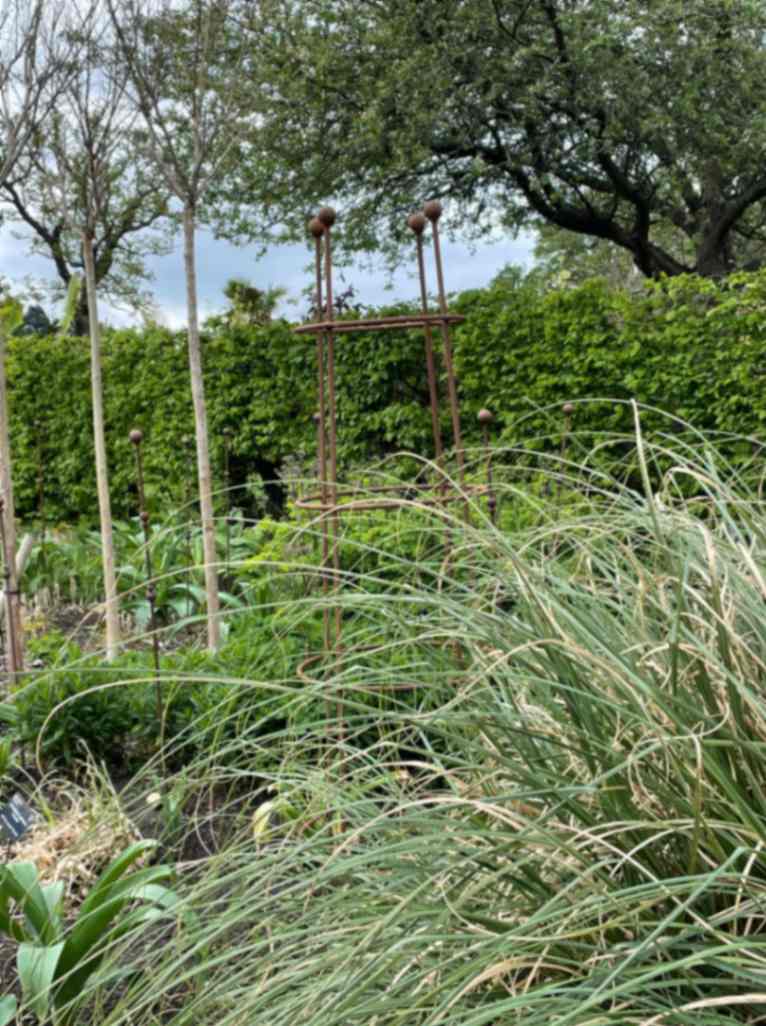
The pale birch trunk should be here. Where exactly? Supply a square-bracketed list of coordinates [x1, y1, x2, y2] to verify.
[0, 326, 21, 671]
[82, 231, 120, 660]
[182, 203, 221, 650]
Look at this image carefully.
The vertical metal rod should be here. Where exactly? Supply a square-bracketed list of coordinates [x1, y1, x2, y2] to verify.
[407, 213, 444, 463]
[559, 403, 574, 498]
[317, 206, 343, 746]
[0, 498, 19, 680]
[478, 408, 497, 525]
[223, 427, 232, 569]
[130, 429, 163, 736]
[310, 216, 331, 658]
[35, 419, 46, 583]
[182, 433, 193, 619]
[424, 200, 465, 485]
[318, 207, 342, 649]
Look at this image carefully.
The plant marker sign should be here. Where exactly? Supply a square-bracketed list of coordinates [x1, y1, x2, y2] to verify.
[0, 793, 35, 843]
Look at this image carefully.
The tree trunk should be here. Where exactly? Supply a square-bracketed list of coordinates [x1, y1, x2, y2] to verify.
[182, 203, 221, 651]
[0, 325, 22, 672]
[71, 287, 90, 338]
[0, 533, 35, 619]
[82, 231, 121, 660]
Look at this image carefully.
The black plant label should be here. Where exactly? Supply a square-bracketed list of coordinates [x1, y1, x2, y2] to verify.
[0, 793, 35, 843]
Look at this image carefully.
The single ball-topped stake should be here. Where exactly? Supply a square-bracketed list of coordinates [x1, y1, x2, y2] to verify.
[407, 212, 427, 235]
[423, 199, 443, 222]
[129, 428, 143, 446]
[477, 408, 494, 425]
[317, 206, 336, 229]
[309, 216, 324, 238]
[562, 402, 575, 416]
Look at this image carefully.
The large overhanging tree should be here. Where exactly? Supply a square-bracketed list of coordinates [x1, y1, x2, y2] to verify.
[243, 0, 766, 278]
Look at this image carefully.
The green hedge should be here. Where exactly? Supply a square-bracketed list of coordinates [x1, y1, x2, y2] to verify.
[10, 270, 766, 523]
[453, 270, 766, 448]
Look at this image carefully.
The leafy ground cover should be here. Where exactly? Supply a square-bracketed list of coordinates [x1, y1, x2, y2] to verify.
[3, 412, 766, 1022]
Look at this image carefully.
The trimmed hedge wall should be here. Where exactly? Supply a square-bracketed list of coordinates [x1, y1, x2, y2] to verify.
[11, 270, 766, 522]
[454, 270, 766, 447]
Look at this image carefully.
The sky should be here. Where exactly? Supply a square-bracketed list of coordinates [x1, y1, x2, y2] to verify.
[0, 223, 536, 329]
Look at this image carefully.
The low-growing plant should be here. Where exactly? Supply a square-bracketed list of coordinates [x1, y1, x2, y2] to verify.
[0, 840, 177, 1025]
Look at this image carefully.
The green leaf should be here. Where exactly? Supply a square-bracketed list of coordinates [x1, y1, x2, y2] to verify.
[0, 863, 60, 944]
[18, 941, 65, 1021]
[0, 703, 18, 726]
[0, 995, 16, 1026]
[78, 840, 157, 918]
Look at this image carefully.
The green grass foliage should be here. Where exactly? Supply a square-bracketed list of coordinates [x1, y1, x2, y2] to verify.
[9, 420, 766, 1023]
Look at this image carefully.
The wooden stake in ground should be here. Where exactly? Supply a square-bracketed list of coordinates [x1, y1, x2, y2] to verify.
[182, 202, 220, 647]
[0, 302, 22, 674]
[82, 238, 120, 659]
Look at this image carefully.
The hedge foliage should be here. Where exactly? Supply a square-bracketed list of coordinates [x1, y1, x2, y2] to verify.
[11, 269, 766, 522]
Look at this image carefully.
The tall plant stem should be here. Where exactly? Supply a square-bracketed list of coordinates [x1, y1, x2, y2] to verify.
[183, 203, 220, 651]
[83, 231, 120, 660]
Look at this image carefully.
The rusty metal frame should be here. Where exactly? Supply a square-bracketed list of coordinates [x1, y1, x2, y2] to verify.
[297, 202, 492, 699]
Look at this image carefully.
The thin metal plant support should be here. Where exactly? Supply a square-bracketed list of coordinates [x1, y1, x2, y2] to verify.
[223, 427, 233, 571]
[478, 409, 497, 525]
[35, 418, 47, 586]
[182, 434, 194, 620]
[130, 429, 164, 754]
[0, 498, 21, 680]
[559, 402, 575, 496]
[550, 403, 575, 560]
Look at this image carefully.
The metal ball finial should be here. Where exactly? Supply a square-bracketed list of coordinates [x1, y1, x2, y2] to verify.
[407, 212, 427, 235]
[423, 199, 443, 222]
[477, 408, 494, 425]
[309, 217, 324, 238]
[562, 403, 575, 415]
[317, 206, 336, 228]
[129, 428, 143, 445]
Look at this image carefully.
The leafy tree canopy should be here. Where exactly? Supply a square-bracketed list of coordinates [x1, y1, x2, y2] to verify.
[240, 0, 766, 278]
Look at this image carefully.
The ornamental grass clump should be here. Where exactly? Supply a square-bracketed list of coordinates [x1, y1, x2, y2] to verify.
[15, 413, 766, 1024]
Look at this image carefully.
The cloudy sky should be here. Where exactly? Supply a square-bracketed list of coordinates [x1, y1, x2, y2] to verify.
[0, 222, 535, 328]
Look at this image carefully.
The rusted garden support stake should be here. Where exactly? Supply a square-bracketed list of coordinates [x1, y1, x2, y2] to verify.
[130, 429, 164, 748]
[0, 497, 20, 680]
[423, 200, 464, 485]
[316, 207, 344, 742]
[182, 433, 194, 619]
[478, 408, 497, 525]
[35, 418, 46, 584]
[223, 427, 233, 570]
[559, 402, 575, 497]
[407, 212, 444, 464]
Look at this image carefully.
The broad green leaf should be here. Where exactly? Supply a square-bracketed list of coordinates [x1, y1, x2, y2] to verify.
[78, 840, 157, 918]
[0, 995, 16, 1026]
[18, 941, 64, 1021]
[0, 864, 58, 944]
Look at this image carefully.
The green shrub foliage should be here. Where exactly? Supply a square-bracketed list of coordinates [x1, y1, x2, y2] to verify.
[12, 270, 766, 522]
[453, 269, 766, 447]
